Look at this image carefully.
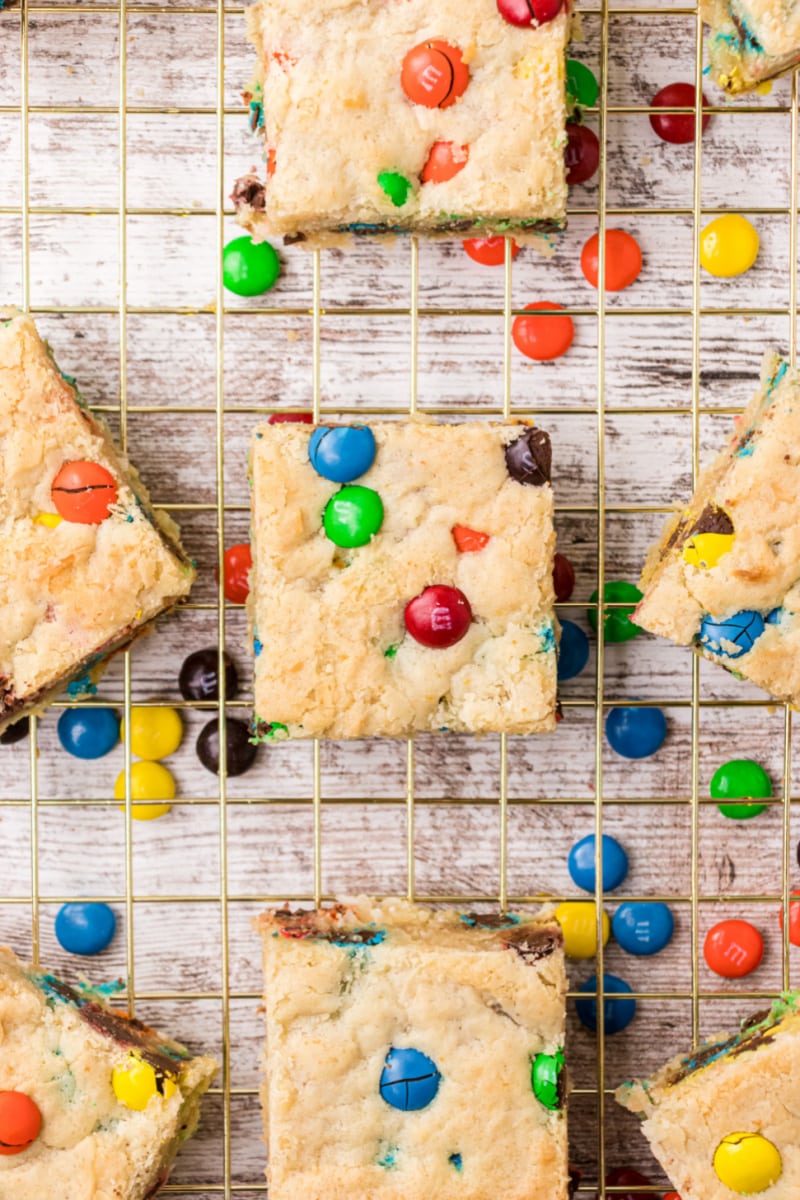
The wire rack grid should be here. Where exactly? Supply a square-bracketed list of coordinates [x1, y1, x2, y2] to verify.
[2, 1, 800, 1196]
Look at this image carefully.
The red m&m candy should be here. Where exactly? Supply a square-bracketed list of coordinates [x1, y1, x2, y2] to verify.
[422, 141, 468, 183]
[219, 543, 252, 604]
[778, 891, 800, 947]
[512, 302, 574, 361]
[565, 122, 600, 186]
[704, 919, 764, 978]
[401, 41, 469, 109]
[405, 585, 472, 648]
[52, 461, 118, 524]
[595, 1167, 653, 1200]
[0, 1091, 42, 1155]
[463, 237, 520, 267]
[497, 0, 563, 26]
[452, 525, 490, 553]
[650, 81, 711, 145]
[268, 412, 313, 424]
[581, 229, 643, 292]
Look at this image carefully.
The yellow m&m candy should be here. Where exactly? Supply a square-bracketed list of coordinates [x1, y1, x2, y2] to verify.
[700, 215, 759, 278]
[112, 1053, 177, 1111]
[713, 1131, 782, 1194]
[554, 902, 610, 959]
[114, 760, 175, 821]
[682, 532, 735, 570]
[120, 706, 183, 761]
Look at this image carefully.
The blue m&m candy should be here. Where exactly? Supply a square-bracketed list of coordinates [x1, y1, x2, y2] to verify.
[55, 902, 117, 955]
[379, 1048, 440, 1111]
[766, 607, 783, 625]
[557, 620, 590, 682]
[699, 610, 765, 659]
[57, 707, 120, 760]
[575, 973, 636, 1034]
[612, 901, 674, 956]
[309, 425, 376, 484]
[605, 706, 667, 759]
[568, 833, 628, 893]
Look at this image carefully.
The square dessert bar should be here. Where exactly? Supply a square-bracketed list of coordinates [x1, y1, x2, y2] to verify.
[617, 994, 800, 1199]
[0, 309, 195, 733]
[248, 420, 558, 739]
[702, 0, 800, 93]
[634, 353, 800, 706]
[234, 0, 570, 246]
[0, 946, 218, 1199]
[256, 897, 568, 1200]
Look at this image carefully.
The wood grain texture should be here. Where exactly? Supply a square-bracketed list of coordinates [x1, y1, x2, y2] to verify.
[1, 3, 799, 1193]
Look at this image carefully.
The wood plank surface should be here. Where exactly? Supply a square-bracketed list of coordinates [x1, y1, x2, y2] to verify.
[1, 3, 799, 1194]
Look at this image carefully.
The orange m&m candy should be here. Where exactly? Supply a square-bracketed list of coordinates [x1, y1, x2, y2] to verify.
[401, 41, 469, 110]
[704, 919, 764, 978]
[51, 460, 118, 524]
[421, 141, 469, 184]
[463, 237, 520, 267]
[512, 302, 574, 362]
[0, 1091, 42, 1155]
[452, 525, 490, 553]
[778, 890, 800, 947]
[581, 229, 643, 292]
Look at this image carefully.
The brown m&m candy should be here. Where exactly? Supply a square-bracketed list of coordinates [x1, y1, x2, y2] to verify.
[401, 41, 469, 110]
[0, 1091, 42, 1155]
[51, 461, 118, 524]
[505, 429, 551, 486]
[421, 141, 469, 183]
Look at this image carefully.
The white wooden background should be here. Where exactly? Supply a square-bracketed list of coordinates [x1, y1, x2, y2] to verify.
[1, 3, 800, 1195]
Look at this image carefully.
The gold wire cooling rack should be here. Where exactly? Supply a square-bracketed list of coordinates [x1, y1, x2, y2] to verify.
[2, 1, 800, 1195]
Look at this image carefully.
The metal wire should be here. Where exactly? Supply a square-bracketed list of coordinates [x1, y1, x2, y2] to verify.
[6, 1, 800, 1196]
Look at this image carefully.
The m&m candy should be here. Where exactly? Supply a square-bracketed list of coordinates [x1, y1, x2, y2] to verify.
[401, 41, 469, 109]
[531, 1048, 564, 1110]
[568, 833, 628, 893]
[575, 973, 636, 1034]
[380, 1048, 441, 1111]
[220, 543, 252, 604]
[222, 235, 280, 296]
[463, 237, 520, 267]
[710, 759, 771, 820]
[309, 426, 376, 484]
[52, 461, 118, 524]
[713, 1132, 782, 1193]
[567, 60, 599, 108]
[554, 901, 610, 959]
[452, 525, 490, 553]
[57, 706, 119, 760]
[497, 0, 563, 26]
[699, 610, 765, 659]
[557, 620, 589, 682]
[0, 1091, 42, 1155]
[55, 901, 117, 956]
[581, 230, 643, 292]
[405, 585, 472, 649]
[378, 171, 413, 207]
[268, 412, 313, 424]
[0, 718, 29, 746]
[778, 890, 800, 947]
[649, 82, 711, 144]
[179, 648, 238, 703]
[606, 706, 667, 760]
[323, 486, 384, 548]
[704, 919, 763, 978]
[588, 580, 643, 642]
[700, 215, 759, 278]
[422, 141, 468, 184]
[112, 1053, 177, 1111]
[196, 717, 257, 777]
[597, 1168, 654, 1200]
[565, 123, 600, 186]
[114, 761, 175, 821]
[121, 706, 182, 761]
[612, 902, 674, 956]
[512, 302, 574, 361]
[553, 553, 575, 602]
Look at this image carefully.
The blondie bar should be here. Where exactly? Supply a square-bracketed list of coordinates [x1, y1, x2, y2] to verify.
[234, 0, 571, 246]
[248, 420, 558, 739]
[256, 897, 568, 1200]
[617, 993, 800, 1199]
[634, 354, 800, 705]
[702, 1, 800, 93]
[0, 946, 218, 1199]
[0, 310, 195, 733]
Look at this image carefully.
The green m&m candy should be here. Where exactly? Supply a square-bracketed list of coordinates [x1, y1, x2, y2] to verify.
[588, 580, 643, 643]
[566, 59, 599, 109]
[531, 1048, 565, 1111]
[222, 236, 281, 296]
[323, 486, 384, 548]
[378, 171, 413, 207]
[710, 759, 771, 820]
